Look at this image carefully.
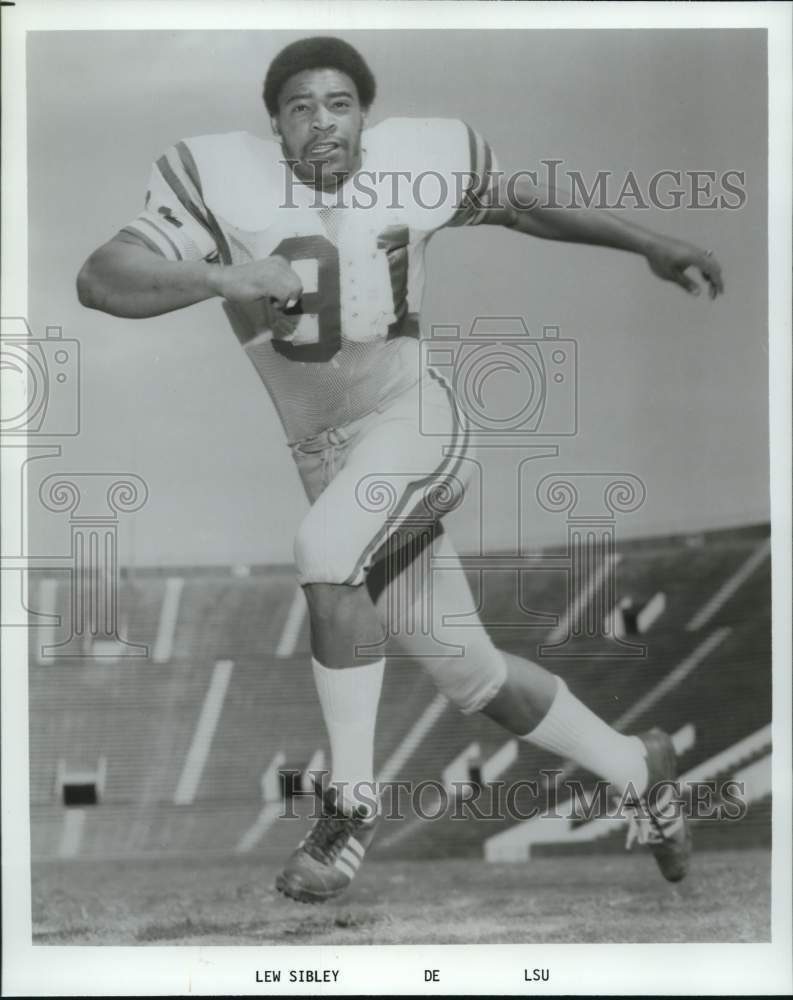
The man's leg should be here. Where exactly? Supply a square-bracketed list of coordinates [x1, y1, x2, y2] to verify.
[376, 526, 689, 880]
[303, 582, 384, 667]
[278, 378, 471, 901]
[481, 658, 691, 881]
[291, 377, 469, 814]
[302, 581, 385, 812]
[375, 527, 649, 796]
[480, 654, 648, 795]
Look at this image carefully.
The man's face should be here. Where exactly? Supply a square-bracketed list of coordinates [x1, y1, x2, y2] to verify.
[273, 68, 366, 191]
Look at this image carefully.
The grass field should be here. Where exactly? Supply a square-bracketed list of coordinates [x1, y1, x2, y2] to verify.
[31, 847, 769, 945]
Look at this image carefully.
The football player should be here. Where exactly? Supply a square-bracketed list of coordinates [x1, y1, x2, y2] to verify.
[78, 36, 724, 903]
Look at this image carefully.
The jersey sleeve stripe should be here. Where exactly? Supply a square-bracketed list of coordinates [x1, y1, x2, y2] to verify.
[465, 122, 479, 177]
[156, 153, 216, 240]
[175, 140, 233, 265]
[446, 123, 493, 227]
[118, 225, 166, 257]
[447, 123, 479, 225]
[465, 140, 496, 225]
[136, 215, 184, 260]
[171, 142, 205, 202]
[472, 139, 493, 201]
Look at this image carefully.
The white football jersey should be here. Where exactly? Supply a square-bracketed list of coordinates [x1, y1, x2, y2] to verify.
[120, 118, 499, 442]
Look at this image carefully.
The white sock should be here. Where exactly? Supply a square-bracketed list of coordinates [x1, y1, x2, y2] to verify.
[311, 656, 385, 812]
[520, 677, 649, 795]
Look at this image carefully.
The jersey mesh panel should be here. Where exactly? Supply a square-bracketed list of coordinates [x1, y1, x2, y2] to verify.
[245, 336, 421, 444]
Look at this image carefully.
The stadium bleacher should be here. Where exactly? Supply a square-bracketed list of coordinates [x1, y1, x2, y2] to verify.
[28, 523, 772, 862]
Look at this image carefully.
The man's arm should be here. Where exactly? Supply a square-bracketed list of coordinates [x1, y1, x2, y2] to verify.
[480, 175, 724, 299]
[77, 238, 220, 318]
[76, 236, 303, 318]
[77, 138, 301, 320]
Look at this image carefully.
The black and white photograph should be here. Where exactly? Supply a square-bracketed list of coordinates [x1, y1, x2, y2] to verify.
[2, 1, 791, 995]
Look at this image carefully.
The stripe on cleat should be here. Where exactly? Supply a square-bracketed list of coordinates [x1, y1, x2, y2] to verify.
[340, 846, 362, 869]
[347, 836, 366, 859]
[334, 857, 357, 879]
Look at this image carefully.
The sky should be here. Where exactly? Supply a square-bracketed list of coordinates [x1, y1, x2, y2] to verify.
[24, 28, 768, 567]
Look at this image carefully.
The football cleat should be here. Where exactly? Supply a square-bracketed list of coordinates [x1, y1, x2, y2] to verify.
[276, 787, 379, 903]
[624, 727, 691, 883]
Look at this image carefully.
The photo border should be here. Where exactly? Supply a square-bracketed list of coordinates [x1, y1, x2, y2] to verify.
[2, 1, 790, 995]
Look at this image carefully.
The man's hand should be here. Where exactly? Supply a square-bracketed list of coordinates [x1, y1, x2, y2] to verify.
[210, 255, 303, 309]
[644, 237, 724, 299]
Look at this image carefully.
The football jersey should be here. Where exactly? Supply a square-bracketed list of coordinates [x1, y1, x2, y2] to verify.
[120, 118, 499, 443]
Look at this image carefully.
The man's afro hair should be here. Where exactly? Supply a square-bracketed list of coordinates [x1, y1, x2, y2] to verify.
[263, 36, 376, 116]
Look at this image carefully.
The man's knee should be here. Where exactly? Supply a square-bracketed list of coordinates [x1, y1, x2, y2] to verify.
[294, 509, 361, 585]
[419, 635, 508, 715]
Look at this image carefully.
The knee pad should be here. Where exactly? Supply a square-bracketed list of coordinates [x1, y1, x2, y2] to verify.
[294, 506, 361, 585]
[420, 633, 508, 715]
